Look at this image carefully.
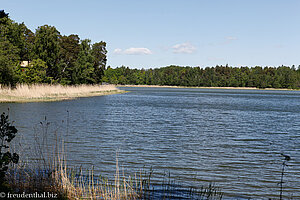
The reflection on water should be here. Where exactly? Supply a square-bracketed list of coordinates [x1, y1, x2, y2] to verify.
[2, 87, 300, 199]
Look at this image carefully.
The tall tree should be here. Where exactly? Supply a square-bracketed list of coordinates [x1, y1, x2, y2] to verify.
[0, 10, 19, 86]
[92, 41, 107, 83]
[59, 34, 80, 84]
[0, 39, 19, 86]
[20, 24, 35, 61]
[1, 11, 33, 62]
[34, 25, 60, 80]
[73, 39, 95, 84]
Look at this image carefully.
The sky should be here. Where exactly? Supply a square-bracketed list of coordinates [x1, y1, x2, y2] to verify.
[2, 0, 300, 69]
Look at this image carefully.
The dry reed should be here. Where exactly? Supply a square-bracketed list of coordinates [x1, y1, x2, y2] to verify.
[53, 150, 142, 200]
[0, 84, 124, 102]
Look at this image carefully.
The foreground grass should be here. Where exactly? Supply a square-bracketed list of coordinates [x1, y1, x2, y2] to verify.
[7, 152, 223, 200]
[7, 143, 223, 200]
[7, 136, 142, 199]
[0, 84, 125, 103]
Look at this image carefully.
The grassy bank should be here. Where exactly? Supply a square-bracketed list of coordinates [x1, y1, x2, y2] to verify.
[0, 84, 125, 103]
[118, 84, 299, 91]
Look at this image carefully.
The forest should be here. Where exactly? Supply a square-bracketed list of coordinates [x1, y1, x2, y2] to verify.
[1, 10, 300, 89]
[103, 65, 300, 89]
[0, 10, 107, 86]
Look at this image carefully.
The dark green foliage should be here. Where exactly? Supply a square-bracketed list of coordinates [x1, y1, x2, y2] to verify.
[0, 10, 8, 20]
[0, 10, 108, 86]
[102, 65, 300, 89]
[59, 34, 80, 84]
[0, 113, 19, 185]
[0, 10, 9, 25]
[16, 59, 49, 83]
[0, 39, 20, 87]
[92, 41, 107, 83]
[66, 39, 95, 84]
[19, 24, 35, 61]
[34, 25, 61, 80]
[0, 11, 20, 87]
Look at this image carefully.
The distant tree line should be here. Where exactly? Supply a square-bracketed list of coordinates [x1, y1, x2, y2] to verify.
[102, 65, 300, 89]
[0, 10, 107, 86]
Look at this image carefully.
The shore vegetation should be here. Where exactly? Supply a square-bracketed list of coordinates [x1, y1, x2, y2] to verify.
[0, 84, 124, 102]
[104, 65, 300, 89]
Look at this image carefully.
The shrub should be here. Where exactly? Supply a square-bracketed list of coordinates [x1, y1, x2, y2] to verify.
[0, 112, 19, 186]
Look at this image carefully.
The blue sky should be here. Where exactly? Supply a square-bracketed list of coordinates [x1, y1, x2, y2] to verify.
[2, 0, 300, 69]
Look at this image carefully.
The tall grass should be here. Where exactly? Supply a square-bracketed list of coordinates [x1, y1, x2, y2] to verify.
[7, 143, 145, 199]
[0, 84, 124, 102]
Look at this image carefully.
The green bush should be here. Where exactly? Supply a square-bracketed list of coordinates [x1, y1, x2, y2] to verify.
[0, 112, 19, 186]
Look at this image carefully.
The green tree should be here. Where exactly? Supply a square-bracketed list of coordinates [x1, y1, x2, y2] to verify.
[0, 10, 10, 27]
[73, 39, 95, 84]
[34, 25, 60, 80]
[92, 41, 107, 83]
[0, 10, 8, 21]
[17, 59, 48, 83]
[1, 10, 34, 62]
[59, 34, 80, 84]
[20, 24, 35, 61]
[0, 39, 19, 86]
[0, 10, 20, 86]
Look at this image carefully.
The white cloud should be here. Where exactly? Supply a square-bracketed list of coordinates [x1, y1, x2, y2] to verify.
[113, 47, 152, 55]
[172, 42, 196, 54]
[124, 47, 152, 55]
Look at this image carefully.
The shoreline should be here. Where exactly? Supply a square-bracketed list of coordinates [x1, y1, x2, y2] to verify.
[117, 84, 299, 91]
[0, 90, 126, 103]
[0, 84, 126, 103]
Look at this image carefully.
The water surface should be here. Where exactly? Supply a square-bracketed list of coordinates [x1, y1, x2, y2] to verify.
[2, 87, 300, 199]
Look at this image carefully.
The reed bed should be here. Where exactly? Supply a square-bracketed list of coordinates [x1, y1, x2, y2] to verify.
[0, 84, 124, 102]
[8, 143, 144, 200]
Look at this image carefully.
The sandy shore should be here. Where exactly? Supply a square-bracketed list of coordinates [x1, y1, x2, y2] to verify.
[117, 84, 298, 91]
[0, 84, 126, 103]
